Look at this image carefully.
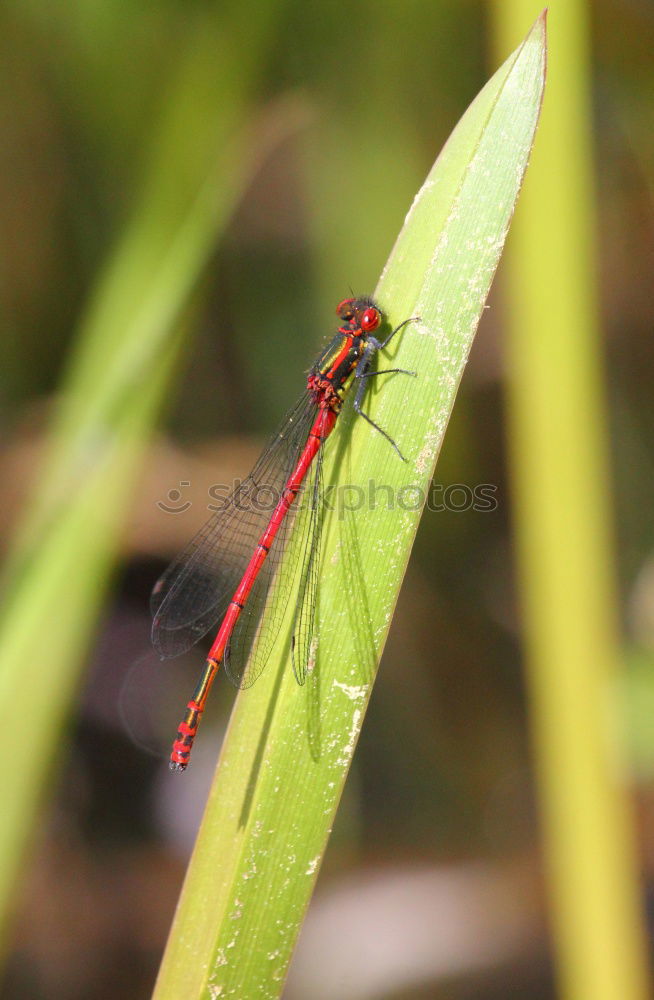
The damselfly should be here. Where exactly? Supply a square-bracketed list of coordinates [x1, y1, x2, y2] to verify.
[151, 298, 415, 770]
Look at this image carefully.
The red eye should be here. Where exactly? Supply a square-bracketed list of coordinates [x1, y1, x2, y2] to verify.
[361, 307, 381, 332]
[336, 298, 355, 319]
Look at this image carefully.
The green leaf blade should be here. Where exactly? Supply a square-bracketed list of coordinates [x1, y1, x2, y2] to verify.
[154, 14, 546, 1000]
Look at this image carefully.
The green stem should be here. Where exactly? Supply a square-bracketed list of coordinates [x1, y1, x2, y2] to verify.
[492, 4, 650, 999]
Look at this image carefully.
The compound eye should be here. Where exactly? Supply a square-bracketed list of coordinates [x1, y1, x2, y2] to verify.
[361, 307, 381, 332]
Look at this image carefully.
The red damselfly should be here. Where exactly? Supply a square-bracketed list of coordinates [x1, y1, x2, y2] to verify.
[151, 298, 416, 770]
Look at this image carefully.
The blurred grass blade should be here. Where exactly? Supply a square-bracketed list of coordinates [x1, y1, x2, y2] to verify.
[153, 16, 546, 1000]
[493, 4, 651, 999]
[0, 9, 291, 949]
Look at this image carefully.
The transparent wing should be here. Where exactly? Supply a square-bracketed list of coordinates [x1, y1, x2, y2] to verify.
[223, 408, 328, 689]
[290, 433, 324, 685]
[151, 391, 317, 659]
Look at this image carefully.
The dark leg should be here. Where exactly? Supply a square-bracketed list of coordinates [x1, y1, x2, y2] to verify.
[358, 368, 417, 379]
[353, 364, 407, 462]
[350, 315, 420, 461]
[378, 315, 420, 351]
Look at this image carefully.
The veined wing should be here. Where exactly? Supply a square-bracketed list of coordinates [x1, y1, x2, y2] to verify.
[290, 425, 325, 685]
[151, 390, 317, 659]
[223, 407, 328, 689]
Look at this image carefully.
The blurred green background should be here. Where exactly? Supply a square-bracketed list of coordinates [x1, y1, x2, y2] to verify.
[0, 1, 652, 998]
